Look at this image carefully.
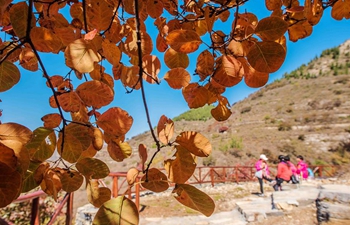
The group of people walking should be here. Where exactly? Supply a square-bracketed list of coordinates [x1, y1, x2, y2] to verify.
[255, 154, 309, 197]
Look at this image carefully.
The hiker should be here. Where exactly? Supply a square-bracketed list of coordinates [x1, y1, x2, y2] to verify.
[273, 155, 292, 191]
[255, 154, 276, 197]
[296, 155, 309, 181]
[284, 155, 299, 184]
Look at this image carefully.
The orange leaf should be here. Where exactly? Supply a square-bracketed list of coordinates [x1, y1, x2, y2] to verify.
[304, 0, 323, 25]
[164, 48, 189, 69]
[212, 55, 244, 87]
[87, 180, 111, 208]
[141, 168, 169, 192]
[78, 144, 98, 160]
[172, 183, 215, 217]
[127, 167, 140, 185]
[138, 144, 148, 171]
[164, 145, 196, 184]
[196, 50, 214, 81]
[0, 142, 17, 170]
[92, 127, 104, 151]
[211, 96, 232, 121]
[0, 162, 22, 207]
[247, 41, 286, 73]
[107, 140, 132, 162]
[76, 157, 110, 179]
[164, 67, 191, 89]
[157, 115, 174, 145]
[147, 0, 163, 18]
[61, 170, 84, 192]
[121, 65, 141, 90]
[96, 107, 133, 137]
[255, 16, 288, 41]
[156, 33, 168, 52]
[86, 0, 113, 31]
[41, 113, 62, 128]
[30, 27, 63, 53]
[182, 83, 210, 108]
[287, 20, 313, 42]
[227, 40, 245, 57]
[0, 61, 20, 92]
[331, 0, 350, 20]
[9, 2, 35, 38]
[165, 29, 201, 53]
[40, 169, 62, 201]
[124, 31, 153, 56]
[102, 39, 121, 66]
[76, 80, 114, 108]
[175, 131, 212, 157]
[65, 38, 102, 73]
[238, 57, 269, 88]
[142, 55, 161, 84]
[0, 122, 32, 145]
[57, 91, 82, 112]
[265, 0, 282, 11]
[84, 29, 98, 40]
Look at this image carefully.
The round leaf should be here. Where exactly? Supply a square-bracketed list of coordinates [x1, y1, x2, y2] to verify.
[76, 157, 110, 179]
[76, 80, 114, 108]
[87, 180, 111, 208]
[26, 127, 56, 162]
[164, 67, 191, 89]
[61, 170, 84, 192]
[96, 107, 133, 137]
[255, 16, 288, 41]
[175, 131, 212, 157]
[164, 48, 189, 69]
[165, 29, 201, 53]
[141, 168, 169, 192]
[0, 61, 20, 92]
[0, 162, 22, 208]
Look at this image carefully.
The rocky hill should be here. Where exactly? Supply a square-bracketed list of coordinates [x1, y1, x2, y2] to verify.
[98, 39, 350, 171]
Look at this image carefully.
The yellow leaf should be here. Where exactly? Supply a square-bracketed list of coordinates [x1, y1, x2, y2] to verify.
[172, 183, 215, 217]
[331, 0, 350, 20]
[211, 96, 232, 121]
[56, 91, 82, 113]
[0, 122, 32, 145]
[0, 61, 20, 92]
[30, 27, 63, 53]
[164, 48, 189, 69]
[0, 162, 22, 208]
[97, 107, 133, 137]
[61, 170, 84, 193]
[40, 168, 62, 201]
[65, 38, 102, 73]
[87, 180, 111, 208]
[196, 50, 214, 81]
[175, 131, 212, 157]
[76, 157, 110, 179]
[107, 140, 132, 162]
[157, 115, 174, 145]
[247, 41, 286, 73]
[102, 39, 122, 66]
[86, 0, 114, 31]
[182, 83, 210, 108]
[92, 196, 139, 225]
[126, 167, 140, 185]
[164, 67, 191, 89]
[76, 80, 114, 108]
[41, 113, 62, 129]
[142, 55, 161, 84]
[164, 145, 196, 183]
[57, 123, 91, 163]
[165, 29, 202, 53]
[26, 127, 56, 161]
[255, 16, 288, 41]
[212, 56, 244, 87]
[141, 168, 169, 192]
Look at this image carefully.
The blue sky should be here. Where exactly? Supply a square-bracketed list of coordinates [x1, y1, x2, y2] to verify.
[1, 2, 350, 139]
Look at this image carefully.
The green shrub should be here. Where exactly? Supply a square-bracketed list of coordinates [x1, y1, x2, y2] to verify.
[173, 105, 214, 121]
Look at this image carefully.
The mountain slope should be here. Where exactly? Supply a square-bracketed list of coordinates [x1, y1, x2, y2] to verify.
[98, 40, 350, 170]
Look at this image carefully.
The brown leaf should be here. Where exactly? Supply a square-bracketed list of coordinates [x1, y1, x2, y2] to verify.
[255, 16, 288, 41]
[147, 0, 163, 18]
[0, 162, 22, 207]
[141, 168, 169, 192]
[97, 107, 133, 137]
[0, 142, 17, 170]
[40, 168, 62, 201]
[30, 27, 63, 53]
[157, 115, 174, 145]
[196, 50, 214, 81]
[138, 144, 148, 171]
[76, 80, 114, 109]
[331, 0, 350, 20]
[164, 67, 191, 89]
[86, 0, 113, 31]
[182, 83, 210, 108]
[41, 113, 62, 128]
[265, 0, 282, 11]
[0, 61, 20, 92]
[126, 167, 140, 185]
[175, 131, 212, 157]
[156, 33, 168, 52]
[87, 180, 111, 208]
[287, 20, 313, 42]
[142, 55, 161, 84]
[120, 65, 141, 90]
[92, 127, 104, 151]
[61, 170, 84, 192]
[212, 56, 244, 87]
[27, 127, 56, 162]
[172, 183, 215, 217]
[56, 91, 82, 112]
[102, 39, 121, 66]
[107, 140, 132, 162]
[238, 57, 269, 88]
[165, 29, 201, 53]
[0, 122, 32, 145]
[164, 48, 189, 69]
[304, 0, 323, 25]
[211, 96, 232, 121]
[76, 157, 110, 179]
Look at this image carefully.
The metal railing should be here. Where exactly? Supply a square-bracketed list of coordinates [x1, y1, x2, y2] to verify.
[6, 165, 337, 224]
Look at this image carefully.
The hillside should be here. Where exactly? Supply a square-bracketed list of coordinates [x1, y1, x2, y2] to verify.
[97, 39, 350, 171]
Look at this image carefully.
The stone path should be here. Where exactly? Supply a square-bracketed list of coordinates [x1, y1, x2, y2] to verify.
[139, 182, 350, 225]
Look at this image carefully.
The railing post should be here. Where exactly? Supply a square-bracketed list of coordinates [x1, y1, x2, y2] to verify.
[319, 166, 323, 178]
[223, 168, 226, 183]
[135, 178, 140, 210]
[235, 166, 238, 183]
[30, 197, 40, 225]
[66, 193, 74, 225]
[113, 176, 118, 198]
[210, 168, 214, 187]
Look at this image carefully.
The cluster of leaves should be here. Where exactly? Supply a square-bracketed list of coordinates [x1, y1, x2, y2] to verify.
[0, 0, 349, 223]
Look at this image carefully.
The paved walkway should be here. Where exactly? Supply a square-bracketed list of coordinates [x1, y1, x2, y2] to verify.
[139, 182, 350, 225]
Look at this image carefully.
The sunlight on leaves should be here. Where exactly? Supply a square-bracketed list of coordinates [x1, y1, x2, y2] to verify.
[141, 168, 169, 192]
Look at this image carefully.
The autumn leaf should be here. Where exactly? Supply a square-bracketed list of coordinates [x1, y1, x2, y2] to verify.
[41, 113, 62, 128]
[182, 83, 210, 108]
[0, 162, 22, 207]
[211, 96, 232, 121]
[164, 145, 196, 184]
[97, 107, 133, 137]
[238, 57, 269, 88]
[26, 127, 56, 161]
[0, 61, 20, 92]
[142, 55, 161, 84]
[255, 16, 288, 41]
[265, 0, 282, 11]
[164, 67, 191, 89]
[141, 168, 169, 192]
[40, 168, 62, 201]
[304, 0, 323, 25]
[147, 0, 163, 18]
[61, 170, 84, 193]
[92, 196, 139, 225]
[138, 144, 148, 171]
[196, 50, 214, 81]
[164, 48, 189, 69]
[0, 122, 32, 145]
[57, 91, 82, 113]
[86, 0, 114, 31]
[0, 142, 17, 170]
[165, 29, 201, 53]
[126, 167, 140, 185]
[212, 55, 244, 87]
[76, 157, 110, 179]
[87, 180, 111, 208]
[76, 80, 114, 108]
[175, 131, 212, 157]
[30, 27, 63, 53]
[65, 38, 102, 73]
[331, 0, 350, 20]
[157, 115, 174, 145]
[102, 39, 122, 66]
[172, 183, 215, 217]
[287, 20, 313, 42]
[9, 2, 35, 39]
[107, 140, 132, 162]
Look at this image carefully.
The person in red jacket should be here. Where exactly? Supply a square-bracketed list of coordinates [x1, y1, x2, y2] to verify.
[273, 155, 292, 191]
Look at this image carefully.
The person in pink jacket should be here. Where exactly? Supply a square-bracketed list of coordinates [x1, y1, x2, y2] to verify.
[273, 155, 292, 191]
[297, 155, 309, 180]
[284, 155, 299, 184]
[255, 154, 276, 197]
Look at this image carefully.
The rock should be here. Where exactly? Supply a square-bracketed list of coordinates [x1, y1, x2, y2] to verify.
[75, 204, 98, 225]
